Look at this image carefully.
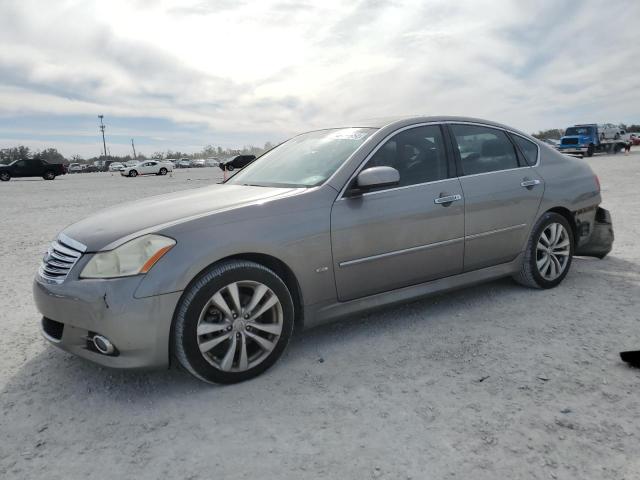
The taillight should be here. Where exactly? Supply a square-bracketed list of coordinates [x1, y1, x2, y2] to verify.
[595, 175, 600, 192]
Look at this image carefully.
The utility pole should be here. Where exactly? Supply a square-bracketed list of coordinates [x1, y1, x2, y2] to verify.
[98, 115, 107, 158]
[131, 138, 137, 159]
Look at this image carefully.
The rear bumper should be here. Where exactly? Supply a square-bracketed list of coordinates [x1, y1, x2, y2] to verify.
[575, 207, 614, 259]
[33, 276, 182, 369]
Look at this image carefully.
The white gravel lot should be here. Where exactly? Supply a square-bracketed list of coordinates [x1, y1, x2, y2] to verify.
[1, 154, 639, 480]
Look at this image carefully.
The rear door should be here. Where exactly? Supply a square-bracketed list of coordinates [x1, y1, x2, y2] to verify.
[447, 123, 544, 271]
[331, 124, 464, 301]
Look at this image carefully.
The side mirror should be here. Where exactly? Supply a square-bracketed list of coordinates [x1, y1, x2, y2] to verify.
[349, 166, 399, 195]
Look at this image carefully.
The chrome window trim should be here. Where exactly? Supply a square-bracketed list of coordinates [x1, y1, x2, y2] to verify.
[336, 121, 447, 200]
[339, 237, 464, 268]
[444, 121, 540, 169]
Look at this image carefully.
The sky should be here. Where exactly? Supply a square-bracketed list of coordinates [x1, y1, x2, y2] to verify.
[0, 0, 638, 158]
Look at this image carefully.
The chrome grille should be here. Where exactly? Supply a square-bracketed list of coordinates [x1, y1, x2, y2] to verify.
[38, 233, 87, 284]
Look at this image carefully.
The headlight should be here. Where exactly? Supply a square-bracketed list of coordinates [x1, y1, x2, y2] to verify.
[80, 234, 175, 279]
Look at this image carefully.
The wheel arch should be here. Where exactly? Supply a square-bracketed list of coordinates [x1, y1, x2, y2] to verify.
[180, 252, 305, 331]
[545, 206, 577, 245]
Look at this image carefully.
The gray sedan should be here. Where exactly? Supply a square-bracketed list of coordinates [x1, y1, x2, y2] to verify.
[33, 116, 613, 383]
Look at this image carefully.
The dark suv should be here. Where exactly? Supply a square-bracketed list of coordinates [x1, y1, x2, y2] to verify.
[220, 155, 256, 171]
[0, 159, 67, 181]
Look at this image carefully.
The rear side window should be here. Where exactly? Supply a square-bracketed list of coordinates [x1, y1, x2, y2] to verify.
[511, 134, 539, 166]
[450, 124, 519, 175]
[366, 125, 449, 188]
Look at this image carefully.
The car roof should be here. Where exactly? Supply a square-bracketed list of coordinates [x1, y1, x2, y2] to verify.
[314, 115, 532, 138]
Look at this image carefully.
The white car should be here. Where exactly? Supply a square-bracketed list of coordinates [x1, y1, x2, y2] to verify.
[120, 161, 173, 177]
[108, 162, 124, 172]
[598, 124, 623, 140]
[68, 163, 84, 173]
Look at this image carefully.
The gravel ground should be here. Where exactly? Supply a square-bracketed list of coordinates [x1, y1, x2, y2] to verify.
[1, 154, 639, 480]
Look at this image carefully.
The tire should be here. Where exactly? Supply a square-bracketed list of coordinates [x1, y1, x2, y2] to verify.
[0, 171, 10, 182]
[513, 212, 574, 289]
[586, 145, 594, 157]
[172, 260, 295, 384]
[43, 171, 56, 180]
[159, 167, 168, 176]
[226, 164, 234, 171]
[614, 133, 620, 140]
[129, 170, 138, 177]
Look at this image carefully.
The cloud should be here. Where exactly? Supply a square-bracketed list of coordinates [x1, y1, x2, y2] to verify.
[0, 0, 638, 156]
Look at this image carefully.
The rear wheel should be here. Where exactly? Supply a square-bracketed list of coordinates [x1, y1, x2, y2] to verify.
[159, 167, 168, 176]
[514, 212, 574, 289]
[0, 171, 10, 181]
[129, 170, 138, 177]
[173, 260, 295, 384]
[226, 164, 234, 171]
[43, 171, 56, 180]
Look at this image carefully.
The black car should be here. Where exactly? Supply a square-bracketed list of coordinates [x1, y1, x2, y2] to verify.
[0, 159, 67, 181]
[219, 155, 256, 171]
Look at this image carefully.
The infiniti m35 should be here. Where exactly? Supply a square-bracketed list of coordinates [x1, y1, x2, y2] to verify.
[34, 116, 613, 383]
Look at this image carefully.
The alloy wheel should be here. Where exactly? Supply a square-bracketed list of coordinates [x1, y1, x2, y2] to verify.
[536, 223, 570, 281]
[196, 280, 283, 372]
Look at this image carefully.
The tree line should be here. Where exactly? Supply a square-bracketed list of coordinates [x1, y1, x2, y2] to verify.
[0, 142, 275, 165]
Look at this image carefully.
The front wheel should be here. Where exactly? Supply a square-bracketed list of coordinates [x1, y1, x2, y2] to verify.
[513, 212, 574, 289]
[0, 171, 10, 181]
[129, 170, 138, 177]
[586, 145, 594, 157]
[226, 164, 234, 171]
[43, 171, 56, 180]
[172, 260, 295, 384]
[158, 167, 168, 176]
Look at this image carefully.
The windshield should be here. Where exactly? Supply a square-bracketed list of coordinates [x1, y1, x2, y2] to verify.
[565, 126, 593, 136]
[228, 128, 376, 188]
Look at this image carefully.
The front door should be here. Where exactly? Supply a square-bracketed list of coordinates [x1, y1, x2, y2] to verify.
[448, 123, 544, 271]
[331, 124, 465, 301]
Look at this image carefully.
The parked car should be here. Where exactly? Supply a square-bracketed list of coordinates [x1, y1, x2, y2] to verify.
[191, 159, 206, 168]
[219, 155, 256, 171]
[67, 163, 84, 173]
[1, 159, 66, 181]
[120, 160, 173, 177]
[178, 159, 191, 169]
[108, 162, 125, 172]
[629, 133, 640, 146]
[124, 160, 139, 167]
[205, 158, 220, 167]
[33, 116, 613, 384]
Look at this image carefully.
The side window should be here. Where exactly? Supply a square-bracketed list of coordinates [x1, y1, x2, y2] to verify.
[15, 160, 27, 168]
[451, 124, 519, 175]
[511, 134, 539, 166]
[366, 125, 449, 188]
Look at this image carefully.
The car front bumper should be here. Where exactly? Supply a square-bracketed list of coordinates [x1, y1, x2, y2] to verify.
[33, 275, 182, 369]
[558, 146, 589, 154]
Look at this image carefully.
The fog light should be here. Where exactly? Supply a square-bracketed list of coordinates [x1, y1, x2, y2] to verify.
[92, 335, 115, 355]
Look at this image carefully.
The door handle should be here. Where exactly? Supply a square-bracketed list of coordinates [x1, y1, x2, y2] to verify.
[434, 194, 462, 205]
[520, 179, 541, 188]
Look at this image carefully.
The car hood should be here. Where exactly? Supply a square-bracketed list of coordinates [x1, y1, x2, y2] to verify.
[62, 184, 298, 251]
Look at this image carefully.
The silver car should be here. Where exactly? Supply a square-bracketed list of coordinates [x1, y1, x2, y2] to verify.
[33, 116, 613, 383]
